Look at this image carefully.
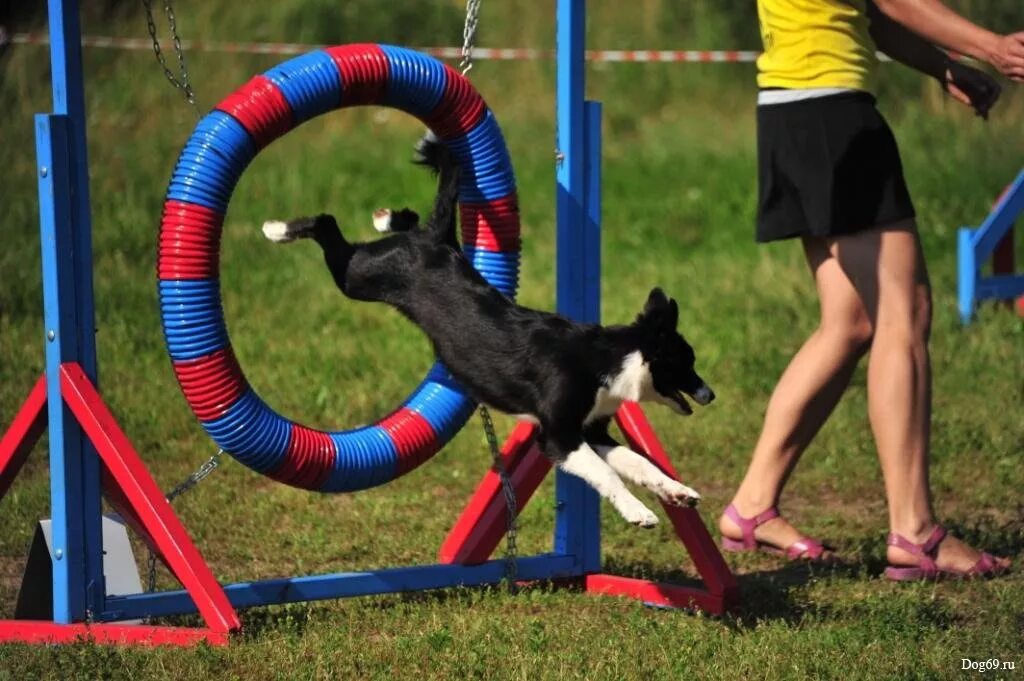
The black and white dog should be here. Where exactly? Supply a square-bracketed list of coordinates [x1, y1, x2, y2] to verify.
[262, 139, 714, 527]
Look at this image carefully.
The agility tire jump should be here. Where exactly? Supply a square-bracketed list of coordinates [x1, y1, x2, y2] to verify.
[158, 44, 520, 493]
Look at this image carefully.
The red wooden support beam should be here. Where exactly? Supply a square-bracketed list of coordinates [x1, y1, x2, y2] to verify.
[615, 401, 739, 608]
[0, 375, 48, 500]
[101, 468, 165, 566]
[58, 362, 240, 634]
[439, 403, 739, 615]
[439, 422, 552, 564]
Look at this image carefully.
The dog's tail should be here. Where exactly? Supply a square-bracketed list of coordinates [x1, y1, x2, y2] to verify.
[412, 130, 455, 176]
[263, 214, 358, 297]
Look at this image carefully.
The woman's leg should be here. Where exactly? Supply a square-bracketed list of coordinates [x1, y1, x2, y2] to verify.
[829, 220, 1009, 571]
[720, 236, 873, 551]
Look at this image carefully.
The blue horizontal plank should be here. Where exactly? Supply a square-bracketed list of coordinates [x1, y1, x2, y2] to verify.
[100, 553, 579, 622]
[978, 274, 1024, 300]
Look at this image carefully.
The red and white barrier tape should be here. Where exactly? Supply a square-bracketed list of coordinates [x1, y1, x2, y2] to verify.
[2, 31, 764, 63]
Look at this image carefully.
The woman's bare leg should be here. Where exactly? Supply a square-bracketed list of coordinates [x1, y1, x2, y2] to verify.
[829, 220, 1008, 571]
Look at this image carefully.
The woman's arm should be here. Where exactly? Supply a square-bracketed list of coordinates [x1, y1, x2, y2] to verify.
[872, 0, 1024, 80]
[867, 2, 945, 79]
[868, 2, 1002, 118]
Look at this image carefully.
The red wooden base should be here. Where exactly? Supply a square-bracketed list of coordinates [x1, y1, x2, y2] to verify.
[440, 401, 739, 615]
[0, 621, 228, 646]
[585, 574, 725, 612]
[0, 363, 239, 646]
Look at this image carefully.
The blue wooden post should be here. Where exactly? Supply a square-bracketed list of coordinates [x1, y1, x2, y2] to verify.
[957, 227, 977, 324]
[553, 0, 602, 573]
[38, 0, 106, 621]
[958, 169, 1024, 323]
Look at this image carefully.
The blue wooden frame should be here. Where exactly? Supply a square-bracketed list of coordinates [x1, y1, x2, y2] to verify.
[553, 0, 603, 574]
[957, 169, 1024, 324]
[33, 0, 608, 624]
[38, 0, 105, 624]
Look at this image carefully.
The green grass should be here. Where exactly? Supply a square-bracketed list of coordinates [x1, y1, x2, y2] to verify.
[1, 3, 1023, 680]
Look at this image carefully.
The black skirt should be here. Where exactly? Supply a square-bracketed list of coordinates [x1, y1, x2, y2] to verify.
[756, 90, 916, 243]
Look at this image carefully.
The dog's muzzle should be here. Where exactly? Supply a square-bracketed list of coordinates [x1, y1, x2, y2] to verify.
[690, 384, 715, 406]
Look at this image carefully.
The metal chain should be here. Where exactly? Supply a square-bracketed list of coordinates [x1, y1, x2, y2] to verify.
[479, 405, 518, 590]
[146, 449, 223, 592]
[458, 0, 518, 591]
[458, 0, 482, 76]
[141, 0, 200, 113]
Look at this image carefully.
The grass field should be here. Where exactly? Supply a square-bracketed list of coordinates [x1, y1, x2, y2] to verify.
[1, 3, 1023, 679]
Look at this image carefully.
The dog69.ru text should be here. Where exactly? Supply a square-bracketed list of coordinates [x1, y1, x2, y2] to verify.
[962, 658, 1016, 673]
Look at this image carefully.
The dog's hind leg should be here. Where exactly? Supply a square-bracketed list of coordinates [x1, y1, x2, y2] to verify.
[372, 207, 420, 234]
[543, 434, 659, 528]
[263, 214, 357, 296]
[262, 213, 343, 244]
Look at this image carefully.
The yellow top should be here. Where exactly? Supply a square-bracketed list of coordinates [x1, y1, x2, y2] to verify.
[756, 0, 878, 94]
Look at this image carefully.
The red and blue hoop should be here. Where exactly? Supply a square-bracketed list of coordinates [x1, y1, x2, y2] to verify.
[157, 44, 520, 492]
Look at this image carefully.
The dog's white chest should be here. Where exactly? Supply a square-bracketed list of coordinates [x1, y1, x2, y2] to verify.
[585, 351, 653, 424]
[586, 387, 622, 423]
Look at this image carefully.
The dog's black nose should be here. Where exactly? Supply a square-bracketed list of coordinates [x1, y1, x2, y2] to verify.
[693, 384, 715, 405]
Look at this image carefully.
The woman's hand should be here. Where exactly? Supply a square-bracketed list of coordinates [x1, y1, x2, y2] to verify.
[985, 32, 1024, 81]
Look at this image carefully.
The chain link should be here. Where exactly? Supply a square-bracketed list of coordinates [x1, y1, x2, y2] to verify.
[479, 405, 518, 591]
[146, 450, 223, 593]
[141, 0, 199, 113]
[458, 0, 482, 76]
[458, 0, 518, 591]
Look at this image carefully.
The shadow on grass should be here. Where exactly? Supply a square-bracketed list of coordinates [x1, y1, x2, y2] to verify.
[601, 554, 860, 627]
[151, 508, 1024, 639]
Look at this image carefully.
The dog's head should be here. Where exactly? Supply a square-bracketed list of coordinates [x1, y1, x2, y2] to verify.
[634, 287, 714, 415]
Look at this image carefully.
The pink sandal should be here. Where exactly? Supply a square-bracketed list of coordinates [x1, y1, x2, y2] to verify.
[884, 525, 1008, 581]
[720, 503, 829, 560]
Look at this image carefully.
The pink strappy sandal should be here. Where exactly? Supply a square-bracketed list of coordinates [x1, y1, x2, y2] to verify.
[884, 525, 1009, 581]
[720, 503, 830, 560]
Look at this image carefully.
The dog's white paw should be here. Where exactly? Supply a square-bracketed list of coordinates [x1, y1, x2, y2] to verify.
[617, 498, 659, 528]
[372, 209, 392, 233]
[660, 480, 701, 507]
[262, 220, 298, 243]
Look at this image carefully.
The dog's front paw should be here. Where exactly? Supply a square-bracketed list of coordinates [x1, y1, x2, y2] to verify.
[660, 480, 701, 508]
[617, 498, 659, 528]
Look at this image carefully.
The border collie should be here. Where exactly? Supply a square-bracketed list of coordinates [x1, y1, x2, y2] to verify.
[261, 139, 714, 527]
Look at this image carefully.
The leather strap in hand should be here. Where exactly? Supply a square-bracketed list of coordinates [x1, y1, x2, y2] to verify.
[945, 59, 1002, 120]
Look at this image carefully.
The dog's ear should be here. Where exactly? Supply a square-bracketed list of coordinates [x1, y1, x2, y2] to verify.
[637, 287, 674, 330]
[665, 297, 679, 331]
[644, 287, 669, 315]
